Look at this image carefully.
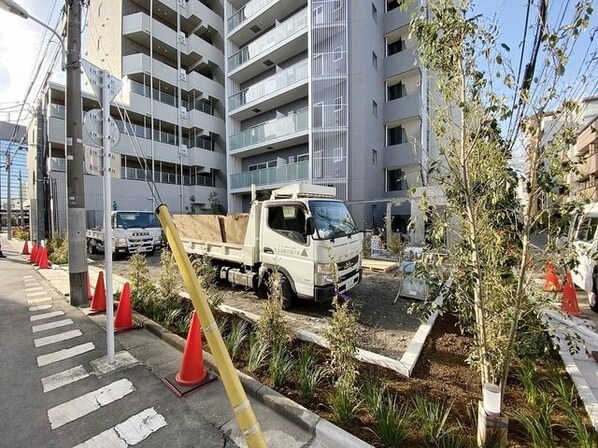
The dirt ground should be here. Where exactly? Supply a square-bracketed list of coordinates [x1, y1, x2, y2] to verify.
[90, 251, 424, 360]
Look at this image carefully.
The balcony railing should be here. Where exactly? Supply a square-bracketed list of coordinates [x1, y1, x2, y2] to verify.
[228, 9, 308, 71]
[229, 108, 308, 151]
[230, 160, 309, 189]
[228, 0, 276, 32]
[229, 60, 308, 111]
[120, 167, 215, 187]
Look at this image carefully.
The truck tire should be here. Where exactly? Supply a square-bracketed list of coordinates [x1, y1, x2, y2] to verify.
[279, 274, 294, 310]
[591, 272, 598, 313]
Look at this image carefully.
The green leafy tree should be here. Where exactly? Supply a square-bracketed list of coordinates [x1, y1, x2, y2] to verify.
[408, 0, 593, 402]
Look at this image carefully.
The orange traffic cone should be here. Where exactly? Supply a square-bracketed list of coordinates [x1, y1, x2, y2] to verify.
[114, 283, 136, 332]
[561, 272, 582, 316]
[29, 244, 38, 263]
[544, 262, 562, 292]
[22, 240, 29, 255]
[34, 245, 44, 266]
[176, 312, 207, 386]
[37, 248, 50, 269]
[90, 272, 106, 312]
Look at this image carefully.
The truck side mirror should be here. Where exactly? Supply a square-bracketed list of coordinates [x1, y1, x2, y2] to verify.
[305, 217, 314, 236]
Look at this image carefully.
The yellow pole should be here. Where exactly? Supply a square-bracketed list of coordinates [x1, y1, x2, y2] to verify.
[156, 204, 267, 448]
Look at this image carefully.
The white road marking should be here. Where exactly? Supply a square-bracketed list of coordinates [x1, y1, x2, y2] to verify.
[29, 304, 53, 312]
[37, 342, 95, 367]
[72, 407, 166, 448]
[27, 291, 48, 297]
[23, 275, 34, 279]
[28, 297, 52, 304]
[32, 319, 74, 333]
[30, 311, 65, 322]
[41, 365, 89, 393]
[47, 378, 135, 429]
[25, 286, 43, 292]
[34, 330, 83, 348]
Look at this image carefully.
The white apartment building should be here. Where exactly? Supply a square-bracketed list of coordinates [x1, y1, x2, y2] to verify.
[30, 0, 435, 241]
[224, 0, 434, 235]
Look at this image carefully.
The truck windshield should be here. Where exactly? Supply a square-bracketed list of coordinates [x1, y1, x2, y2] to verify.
[115, 212, 159, 229]
[309, 200, 359, 240]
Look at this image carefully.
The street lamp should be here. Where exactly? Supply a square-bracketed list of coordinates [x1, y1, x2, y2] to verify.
[0, 0, 66, 70]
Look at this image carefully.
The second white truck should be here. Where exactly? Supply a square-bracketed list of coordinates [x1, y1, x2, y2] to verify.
[86, 210, 163, 256]
[174, 184, 363, 308]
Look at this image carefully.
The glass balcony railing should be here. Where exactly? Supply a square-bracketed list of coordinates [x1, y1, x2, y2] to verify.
[230, 160, 309, 189]
[228, 9, 308, 71]
[228, 0, 276, 32]
[119, 167, 215, 187]
[229, 108, 308, 151]
[229, 60, 308, 111]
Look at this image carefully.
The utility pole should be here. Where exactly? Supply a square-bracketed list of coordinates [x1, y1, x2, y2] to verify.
[19, 170, 23, 227]
[66, 0, 88, 306]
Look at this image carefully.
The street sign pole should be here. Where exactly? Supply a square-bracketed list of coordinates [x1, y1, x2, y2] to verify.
[82, 59, 121, 365]
[102, 71, 115, 364]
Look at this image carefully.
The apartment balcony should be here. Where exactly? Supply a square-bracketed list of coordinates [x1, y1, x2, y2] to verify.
[187, 108, 225, 136]
[229, 109, 309, 156]
[49, 157, 66, 172]
[384, 142, 421, 168]
[384, 49, 418, 79]
[383, 2, 414, 35]
[187, 32, 224, 67]
[384, 94, 421, 125]
[123, 54, 178, 87]
[230, 160, 309, 190]
[227, 0, 306, 46]
[228, 59, 308, 120]
[188, 148, 226, 172]
[228, 9, 308, 83]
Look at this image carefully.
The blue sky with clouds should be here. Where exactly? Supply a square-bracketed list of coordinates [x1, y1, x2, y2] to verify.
[0, 0, 595, 123]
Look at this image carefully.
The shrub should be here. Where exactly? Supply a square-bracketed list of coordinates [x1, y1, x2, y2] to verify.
[411, 393, 453, 442]
[246, 335, 269, 373]
[268, 344, 295, 388]
[157, 249, 180, 303]
[373, 393, 410, 448]
[193, 255, 221, 308]
[298, 345, 325, 400]
[46, 235, 68, 265]
[256, 270, 290, 352]
[12, 227, 29, 240]
[328, 373, 361, 425]
[224, 320, 249, 360]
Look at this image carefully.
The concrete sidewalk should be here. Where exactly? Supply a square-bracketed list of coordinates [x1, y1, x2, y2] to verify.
[1, 235, 368, 448]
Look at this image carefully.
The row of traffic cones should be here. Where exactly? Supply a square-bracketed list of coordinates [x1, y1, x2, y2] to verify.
[25, 238, 212, 394]
[24, 241, 50, 269]
[545, 262, 581, 316]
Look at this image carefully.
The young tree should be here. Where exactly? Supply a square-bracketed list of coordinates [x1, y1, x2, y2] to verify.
[408, 0, 594, 402]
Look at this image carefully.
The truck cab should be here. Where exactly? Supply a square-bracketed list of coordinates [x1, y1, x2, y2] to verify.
[257, 184, 362, 302]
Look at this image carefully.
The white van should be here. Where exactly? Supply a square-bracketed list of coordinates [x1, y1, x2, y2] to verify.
[571, 202, 598, 312]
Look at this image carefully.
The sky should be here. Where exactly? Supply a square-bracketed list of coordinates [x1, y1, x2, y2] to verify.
[0, 0, 596, 126]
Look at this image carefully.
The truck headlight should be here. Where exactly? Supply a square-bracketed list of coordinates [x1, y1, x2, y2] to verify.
[316, 263, 334, 275]
[115, 238, 127, 247]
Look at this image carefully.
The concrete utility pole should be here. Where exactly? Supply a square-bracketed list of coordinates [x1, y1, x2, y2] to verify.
[66, 0, 89, 306]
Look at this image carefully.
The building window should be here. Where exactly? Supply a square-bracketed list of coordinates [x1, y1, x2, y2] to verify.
[387, 0, 399, 12]
[372, 100, 378, 117]
[372, 149, 378, 165]
[372, 3, 378, 22]
[372, 52, 378, 70]
[387, 38, 405, 56]
[387, 169, 406, 191]
[387, 125, 405, 145]
[388, 82, 405, 101]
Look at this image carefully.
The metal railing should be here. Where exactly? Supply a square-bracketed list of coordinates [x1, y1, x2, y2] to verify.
[230, 160, 309, 189]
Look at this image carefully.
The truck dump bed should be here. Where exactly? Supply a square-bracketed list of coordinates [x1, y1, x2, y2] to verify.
[173, 214, 250, 245]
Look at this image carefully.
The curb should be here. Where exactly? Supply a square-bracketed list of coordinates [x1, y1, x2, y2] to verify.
[131, 311, 373, 447]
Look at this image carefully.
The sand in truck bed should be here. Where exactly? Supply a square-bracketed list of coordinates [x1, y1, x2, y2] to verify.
[173, 214, 249, 245]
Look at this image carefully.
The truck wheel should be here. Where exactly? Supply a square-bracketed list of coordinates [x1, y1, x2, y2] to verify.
[591, 272, 598, 313]
[279, 274, 294, 310]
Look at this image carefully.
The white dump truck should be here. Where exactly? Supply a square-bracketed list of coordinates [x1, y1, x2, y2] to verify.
[173, 184, 363, 308]
[86, 210, 163, 256]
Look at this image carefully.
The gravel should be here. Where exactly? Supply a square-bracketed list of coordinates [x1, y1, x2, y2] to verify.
[88, 250, 424, 360]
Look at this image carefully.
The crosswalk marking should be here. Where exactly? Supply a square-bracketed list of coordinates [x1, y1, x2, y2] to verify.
[37, 342, 95, 367]
[29, 304, 53, 312]
[72, 407, 167, 448]
[47, 379, 135, 429]
[34, 330, 83, 348]
[32, 319, 74, 333]
[30, 311, 65, 322]
[27, 291, 48, 297]
[25, 286, 43, 292]
[28, 297, 53, 304]
[41, 365, 89, 393]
